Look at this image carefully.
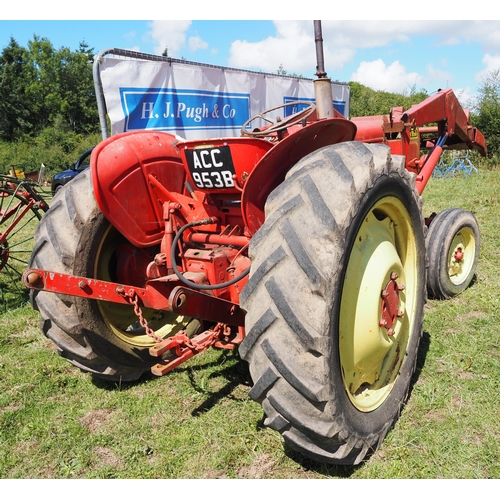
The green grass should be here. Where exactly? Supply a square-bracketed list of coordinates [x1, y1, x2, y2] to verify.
[1, 170, 500, 478]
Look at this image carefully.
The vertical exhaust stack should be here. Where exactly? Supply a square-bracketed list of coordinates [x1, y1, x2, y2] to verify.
[313, 20, 335, 119]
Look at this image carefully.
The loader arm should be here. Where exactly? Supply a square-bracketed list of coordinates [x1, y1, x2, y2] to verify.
[353, 88, 487, 194]
[396, 89, 487, 156]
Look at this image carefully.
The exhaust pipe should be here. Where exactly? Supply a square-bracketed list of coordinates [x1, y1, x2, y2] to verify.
[313, 20, 334, 119]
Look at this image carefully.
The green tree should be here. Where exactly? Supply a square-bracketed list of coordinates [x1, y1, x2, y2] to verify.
[0, 36, 99, 139]
[472, 70, 500, 157]
[56, 41, 98, 134]
[277, 63, 287, 76]
[276, 63, 302, 78]
[25, 35, 60, 130]
[0, 37, 36, 140]
[349, 81, 428, 118]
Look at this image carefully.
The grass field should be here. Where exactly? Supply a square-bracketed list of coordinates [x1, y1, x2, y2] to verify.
[1, 169, 499, 479]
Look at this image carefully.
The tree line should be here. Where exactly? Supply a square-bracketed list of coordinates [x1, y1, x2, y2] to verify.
[0, 35, 499, 170]
[0, 36, 99, 141]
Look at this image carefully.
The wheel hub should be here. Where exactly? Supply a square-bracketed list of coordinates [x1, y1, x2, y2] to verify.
[454, 248, 464, 261]
[379, 272, 405, 336]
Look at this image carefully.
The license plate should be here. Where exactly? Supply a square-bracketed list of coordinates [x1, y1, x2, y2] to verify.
[185, 145, 236, 189]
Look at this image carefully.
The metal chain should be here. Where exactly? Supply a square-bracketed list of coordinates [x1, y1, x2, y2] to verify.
[117, 287, 229, 352]
[119, 288, 164, 343]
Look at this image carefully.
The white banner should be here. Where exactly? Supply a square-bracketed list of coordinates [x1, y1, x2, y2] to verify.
[98, 55, 350, 140]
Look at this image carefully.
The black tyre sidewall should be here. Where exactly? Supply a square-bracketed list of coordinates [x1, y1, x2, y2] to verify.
[30, 168, 161, 380]
[72, 209, 160, 369]
[426, 209, 479, 299]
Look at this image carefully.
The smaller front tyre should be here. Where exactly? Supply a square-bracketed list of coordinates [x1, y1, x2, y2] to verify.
[426, 208, 480, 299]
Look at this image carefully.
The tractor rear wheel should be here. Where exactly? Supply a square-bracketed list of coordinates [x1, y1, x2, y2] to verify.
[239, 141, 426, 465]
[426, 208, 479, 299]
[29, 169, 195, 381]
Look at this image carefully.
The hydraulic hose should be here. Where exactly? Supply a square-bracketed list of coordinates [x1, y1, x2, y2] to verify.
[170, 218, 250, 291]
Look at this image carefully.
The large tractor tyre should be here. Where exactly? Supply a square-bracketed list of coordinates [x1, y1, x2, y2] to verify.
[29, 169, 193, 381]
[426, 208, 480, 300]
[239, 141, 426, 465]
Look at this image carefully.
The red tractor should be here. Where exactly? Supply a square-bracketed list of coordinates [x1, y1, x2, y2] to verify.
[23, 22, 486, 465]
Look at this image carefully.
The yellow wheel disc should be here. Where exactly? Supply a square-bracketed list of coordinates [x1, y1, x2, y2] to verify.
[339, 196, 419, 412]
[95, 224, 192, 347]
[448, 227, 476, 286]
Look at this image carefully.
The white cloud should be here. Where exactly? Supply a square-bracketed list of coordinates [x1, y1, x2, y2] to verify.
[454, 87, 475, 109]
[147, 20, 192, 56]
[226, 20, 500, 81]
[124, 31, 136, 41]
[124, 45, 141, 53]
[475, 53, 500, 82]
[350, 59, 421, 93]
[350, 58, 455, 94]
[188, 36, 208, 52]
[228, 21, 317, 74]
[226, 20, 467, 76]
[440, 21, 500, 53]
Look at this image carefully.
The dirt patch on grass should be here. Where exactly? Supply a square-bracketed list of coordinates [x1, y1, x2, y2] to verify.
[423, 409, 447, 422]
[93, 446, 124, 469]
[238, 453, 276, 478]
[1, 402, 23, 413]
[79, 409, 113, 433]
[456, 310, 489, 322]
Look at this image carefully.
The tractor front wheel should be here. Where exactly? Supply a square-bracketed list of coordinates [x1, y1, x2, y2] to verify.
[239, 141, 426, 465]
[426, 208, 480, 299]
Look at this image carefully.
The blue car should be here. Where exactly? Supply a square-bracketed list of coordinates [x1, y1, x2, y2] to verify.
[51, 147, 94, 195]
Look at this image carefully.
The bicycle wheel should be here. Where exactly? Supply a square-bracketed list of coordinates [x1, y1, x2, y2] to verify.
[0, 183, 45, 309]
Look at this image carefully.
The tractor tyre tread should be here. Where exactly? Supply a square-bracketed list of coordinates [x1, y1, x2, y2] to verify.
[29, 169, 151, 381]
[240, 141, 425, 465]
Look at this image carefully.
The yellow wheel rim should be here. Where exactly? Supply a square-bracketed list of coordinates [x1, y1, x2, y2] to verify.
[448, 227, 475, 286]
[95, 224, 191, 347]
[339, 196, 419, 412]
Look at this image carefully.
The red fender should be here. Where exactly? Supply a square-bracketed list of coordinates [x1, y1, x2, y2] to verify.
[241, 118, 357, 235]
[91, 130, 186, 247]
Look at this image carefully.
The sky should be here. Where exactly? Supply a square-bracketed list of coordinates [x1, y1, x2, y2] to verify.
[1, 2, 498, 108]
